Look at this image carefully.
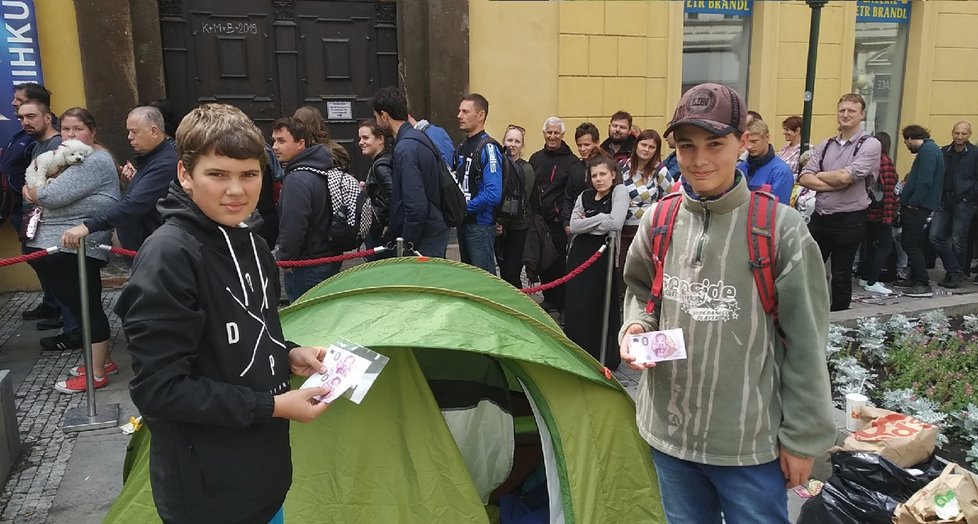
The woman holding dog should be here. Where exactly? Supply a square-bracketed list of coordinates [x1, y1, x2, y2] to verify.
[22, 107, 121, 393]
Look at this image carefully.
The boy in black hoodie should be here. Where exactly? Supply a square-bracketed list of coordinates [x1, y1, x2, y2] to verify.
[115, 104, 331, 523]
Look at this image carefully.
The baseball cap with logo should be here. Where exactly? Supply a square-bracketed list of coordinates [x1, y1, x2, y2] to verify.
[664, 83, 748, 138]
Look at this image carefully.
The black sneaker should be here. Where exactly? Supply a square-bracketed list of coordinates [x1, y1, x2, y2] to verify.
[939, 275, 965, 289]
[22, 303, 57, 320]
[40, 333, 82, 351]
[36, 317, 64, 331]
[891, 279, 915, 288]
[904, 285, 933, 298]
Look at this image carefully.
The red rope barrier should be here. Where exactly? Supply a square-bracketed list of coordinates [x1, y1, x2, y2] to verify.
[521, 244, 607, 295]
[276, 247, 380, 268]
[98, 244, 384, 268]
[106, 246, 137, 258]
[0, 247, 56, 268]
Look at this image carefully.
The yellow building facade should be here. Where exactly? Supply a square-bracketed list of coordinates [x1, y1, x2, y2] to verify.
[471, 0, 978, 179]
[0, 0, 84, 291]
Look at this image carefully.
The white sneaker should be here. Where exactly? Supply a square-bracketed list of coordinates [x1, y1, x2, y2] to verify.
[857, 279, 868, 287]
[863, 282, 893, 295]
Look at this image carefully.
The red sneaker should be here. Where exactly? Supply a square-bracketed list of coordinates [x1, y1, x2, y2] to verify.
[54, 374, 108, 394]
[69, 360, 120, 377]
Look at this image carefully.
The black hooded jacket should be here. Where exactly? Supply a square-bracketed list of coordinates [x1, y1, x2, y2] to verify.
[276, 143, 337, 261]
[528, 141, 578, 223]
[115, 182, 296, 523]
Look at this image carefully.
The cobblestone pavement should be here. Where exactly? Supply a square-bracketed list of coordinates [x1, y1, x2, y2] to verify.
[0, 251, 975, 522]
[0, 290, 123, 524]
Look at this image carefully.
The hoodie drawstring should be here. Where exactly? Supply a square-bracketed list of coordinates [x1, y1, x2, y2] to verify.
[249, 233, 268, 311]
[219, 227, 249, 307]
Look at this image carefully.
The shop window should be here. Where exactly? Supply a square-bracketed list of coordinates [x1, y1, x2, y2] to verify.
[682, 1, 753, 97]
[853, 1, 911, 149]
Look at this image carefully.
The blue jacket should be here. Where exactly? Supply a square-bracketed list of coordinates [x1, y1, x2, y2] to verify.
[389, 124, 448, 245]
[736, 147, 794, 203]
[414, 119, 454, 168]
[85, 139, 178, 250]
[454, 131, 503, 225]
[901, 138, 945, 211]
[663, 152, 681, 182]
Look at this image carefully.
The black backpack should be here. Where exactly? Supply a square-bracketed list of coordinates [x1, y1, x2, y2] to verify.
[293, 166, 373, 252]
[405, 135, 467, 227]
[818, 134, 883, 208]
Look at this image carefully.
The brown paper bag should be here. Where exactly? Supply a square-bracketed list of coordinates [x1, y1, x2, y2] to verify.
[894, 463, 978, 523]
[839, 406, 937, 468]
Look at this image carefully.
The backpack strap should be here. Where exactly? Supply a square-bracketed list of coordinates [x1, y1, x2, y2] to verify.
[644, 192, 684, 316]
[747, 186, 779, 320]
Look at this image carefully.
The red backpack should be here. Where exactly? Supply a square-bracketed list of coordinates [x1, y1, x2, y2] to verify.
[644, 186, 780, 330]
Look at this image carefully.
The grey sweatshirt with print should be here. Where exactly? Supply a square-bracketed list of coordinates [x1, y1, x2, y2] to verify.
[620, 179, 836, 466]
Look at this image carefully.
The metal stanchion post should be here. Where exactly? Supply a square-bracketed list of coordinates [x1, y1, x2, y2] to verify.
[63, 239, 119, 433]
[396, 237, 404, 257]
[598, 232, 618, 368]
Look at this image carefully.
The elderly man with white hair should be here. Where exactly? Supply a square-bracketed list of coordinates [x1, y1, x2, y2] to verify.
[63, 105, 177, 251]
[528, 116, 578, 314]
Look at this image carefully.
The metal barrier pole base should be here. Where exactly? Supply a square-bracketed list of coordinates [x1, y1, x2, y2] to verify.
[62, 403, 119, 433]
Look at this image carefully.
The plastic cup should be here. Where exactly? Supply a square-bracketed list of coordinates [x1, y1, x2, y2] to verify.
[845, 393, 868, 432]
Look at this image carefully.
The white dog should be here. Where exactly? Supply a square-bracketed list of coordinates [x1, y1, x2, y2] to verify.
[24, 139, 94, 189]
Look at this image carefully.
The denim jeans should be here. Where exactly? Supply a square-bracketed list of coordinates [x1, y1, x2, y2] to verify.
[23, 245, 80, 336]
[651, 448, 790, 524]
[283, 262, 341, 303]
[414, 227, 449, 258]
[928, 198, 977, 278]
[458, 223, 497, 275]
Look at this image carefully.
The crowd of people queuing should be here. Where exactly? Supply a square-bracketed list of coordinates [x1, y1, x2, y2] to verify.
[3, 80, 978, 389]
[2, 76, 976, 521]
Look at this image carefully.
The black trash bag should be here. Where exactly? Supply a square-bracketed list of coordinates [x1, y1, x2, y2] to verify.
[797, 451, 943, 524]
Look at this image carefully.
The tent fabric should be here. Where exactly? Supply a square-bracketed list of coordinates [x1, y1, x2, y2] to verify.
[103, 257, 664, 523]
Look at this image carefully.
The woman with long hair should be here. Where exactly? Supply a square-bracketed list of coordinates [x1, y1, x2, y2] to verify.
[618, 129, 669, 268]
[495, 124, 536, 288]
[564, 153, 628, 370]
[357, 119, 392, 254]
[23, 107, 121, 392]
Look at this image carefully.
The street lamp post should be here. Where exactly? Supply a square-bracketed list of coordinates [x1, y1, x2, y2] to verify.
[801, 0, 830, 154]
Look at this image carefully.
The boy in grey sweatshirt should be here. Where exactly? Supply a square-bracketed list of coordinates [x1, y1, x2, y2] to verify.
[619, 83, 836, 523]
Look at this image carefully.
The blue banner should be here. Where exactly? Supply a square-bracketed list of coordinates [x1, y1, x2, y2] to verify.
[856, 0, 912, 24]
[0, 0, 43, 147]
[684, 0, 753, 17]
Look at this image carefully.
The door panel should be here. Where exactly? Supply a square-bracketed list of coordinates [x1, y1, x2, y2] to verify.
[160, 0, 398, 178]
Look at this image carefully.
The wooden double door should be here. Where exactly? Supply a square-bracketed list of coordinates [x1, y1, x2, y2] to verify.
[159, 0, 398, 178]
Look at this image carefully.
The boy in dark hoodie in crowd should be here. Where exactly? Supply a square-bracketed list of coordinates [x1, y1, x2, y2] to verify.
[115, 104, 331, 524]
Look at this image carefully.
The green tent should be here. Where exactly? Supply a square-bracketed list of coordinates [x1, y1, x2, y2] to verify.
[105, 258, 663, 523]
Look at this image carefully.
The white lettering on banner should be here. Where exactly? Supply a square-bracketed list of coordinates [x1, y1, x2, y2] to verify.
[5, 21, 29, 42]
[9, 47, 33, 66]
[226, 322, 240, 344]
[1, 1, 28, 19]
[2, 1, 41, 86]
